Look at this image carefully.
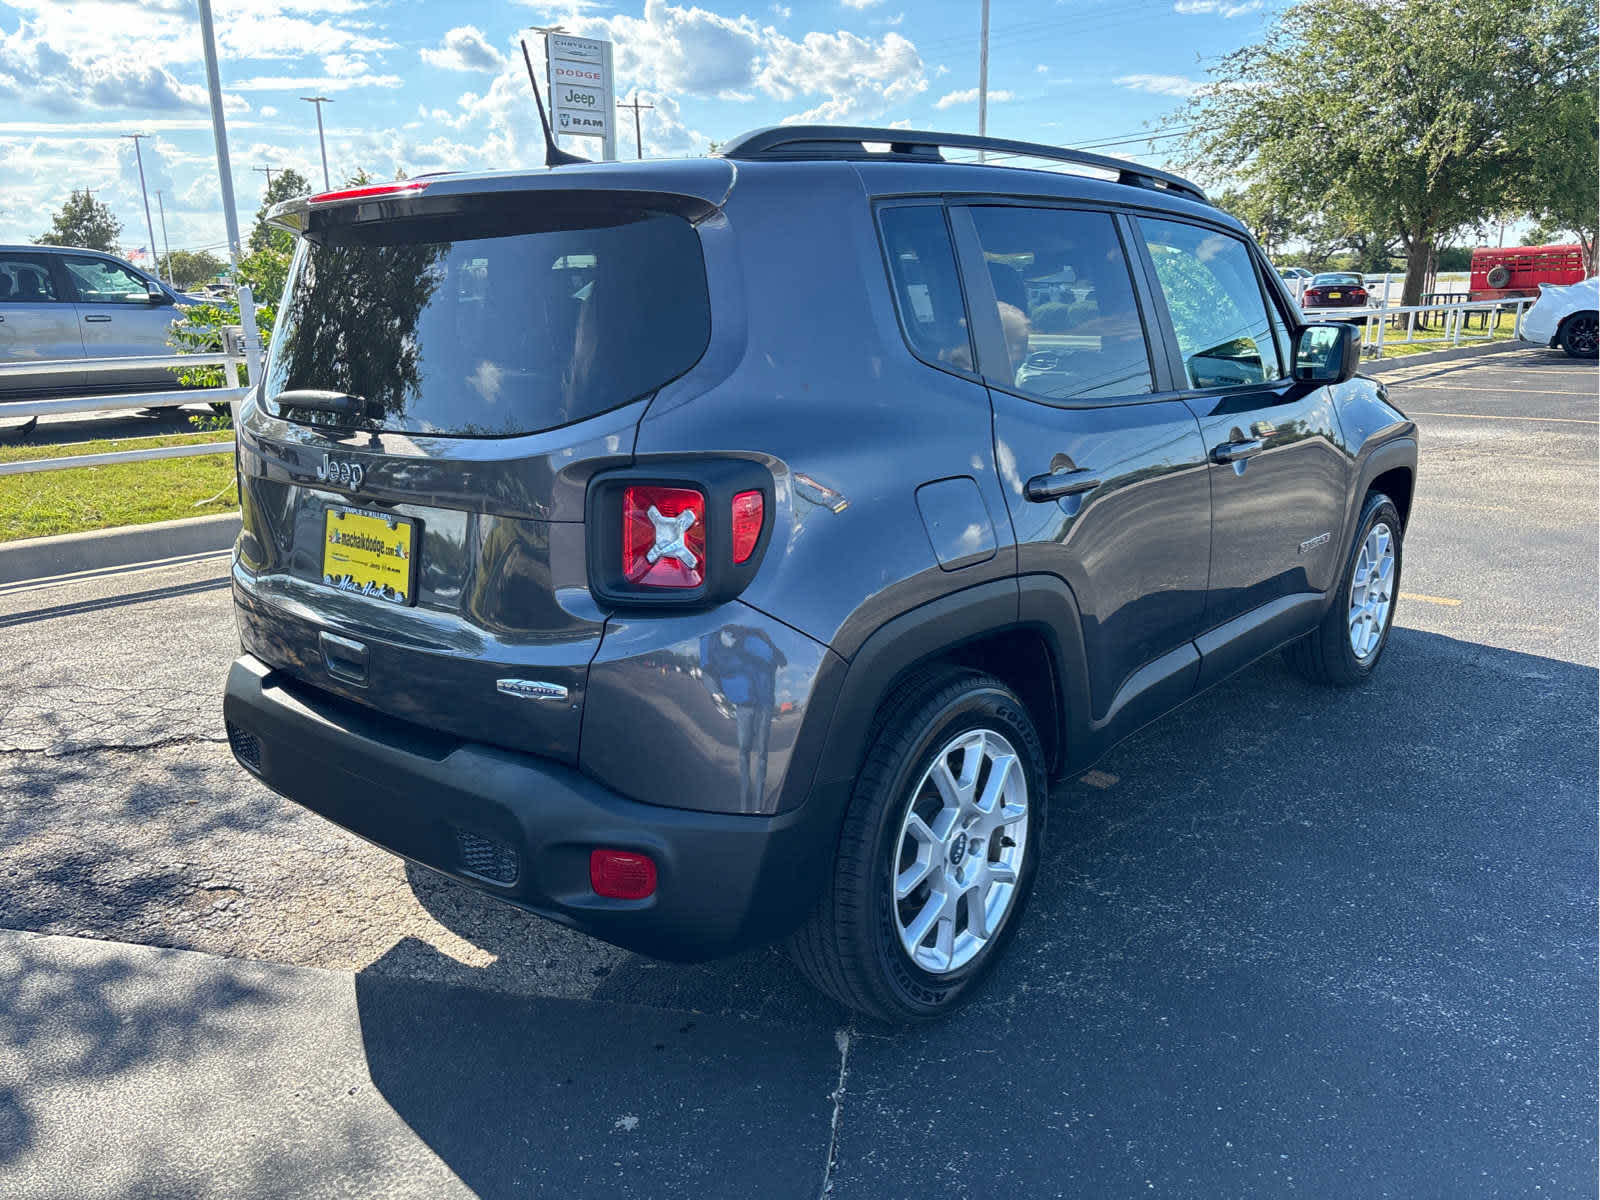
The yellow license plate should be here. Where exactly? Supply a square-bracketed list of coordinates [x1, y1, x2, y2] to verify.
[322, 507, 417, 605]
[1328, 291, 1342, 299]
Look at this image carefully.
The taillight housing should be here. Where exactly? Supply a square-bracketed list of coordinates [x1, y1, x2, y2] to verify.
[587, 460, 774, 608]
[622, 485, 705, 588]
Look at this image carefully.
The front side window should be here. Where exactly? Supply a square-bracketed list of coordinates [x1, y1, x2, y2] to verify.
[878, 205, 974, 372]
[62, 256, 150, 304]
[0, 256, 61, 302]
[967, 205, 1154, 403]
[1141, 219, 1284, 389]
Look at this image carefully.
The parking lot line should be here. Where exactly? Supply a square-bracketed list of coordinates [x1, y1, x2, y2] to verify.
[1404, 410, 1598, 425]
[1393, 384, 1596, 398]
[1400, 591, 1462, 606]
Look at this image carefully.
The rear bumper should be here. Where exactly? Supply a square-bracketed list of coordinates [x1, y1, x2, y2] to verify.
[223, 654, 839, 960]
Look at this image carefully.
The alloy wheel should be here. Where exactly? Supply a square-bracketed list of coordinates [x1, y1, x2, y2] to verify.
[891, 728, 1029, 975]
[1348, 521, 1396, 660]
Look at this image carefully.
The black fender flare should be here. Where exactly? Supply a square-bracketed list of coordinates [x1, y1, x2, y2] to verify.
[1340, 435, 1417, 556]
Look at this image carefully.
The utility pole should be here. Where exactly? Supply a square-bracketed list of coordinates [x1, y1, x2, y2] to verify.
[122, 133, 161, 278]
[617, 92, 653, 159]
[253, 165, 278, 191]
[153, 189, 173, 284]
[198, 0, 261, 394]
[977, 0, 990, 162]
[300, 96, 333, 189]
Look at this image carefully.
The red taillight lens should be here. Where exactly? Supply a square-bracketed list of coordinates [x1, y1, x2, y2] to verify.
[590, 849, 657, 899]
[731, 490, 764, 564]
[622, 485, 705, 588]
[308, 181, 428, 204]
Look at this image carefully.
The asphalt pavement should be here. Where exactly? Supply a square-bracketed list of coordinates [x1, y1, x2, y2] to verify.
[0, 346, 1594, 1197]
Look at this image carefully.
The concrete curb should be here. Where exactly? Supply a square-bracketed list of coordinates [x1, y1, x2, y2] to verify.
[1365, 339, 1531, 375]
[0, 511, 239, 585]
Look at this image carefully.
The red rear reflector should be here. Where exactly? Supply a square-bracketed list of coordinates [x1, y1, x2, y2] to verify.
[731, 490, 764, 564]
[622, 485, 705, 588]
[308, 181, 428, 204]
[590, 849, 657, 899]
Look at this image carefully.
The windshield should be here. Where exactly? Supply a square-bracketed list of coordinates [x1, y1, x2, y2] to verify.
[264, 206, 710, 437]
[1312, 273, 1362, 286]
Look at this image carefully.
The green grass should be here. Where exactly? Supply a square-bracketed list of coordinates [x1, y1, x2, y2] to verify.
[1366, 310, 1524, 359]
[0, 431, 236, 542]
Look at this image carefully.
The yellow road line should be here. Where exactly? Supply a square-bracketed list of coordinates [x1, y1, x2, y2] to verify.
[1405, 410, 1598, 425]
[1400, 591, 1462, 607]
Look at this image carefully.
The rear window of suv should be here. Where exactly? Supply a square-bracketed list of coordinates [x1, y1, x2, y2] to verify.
[264, 205, 710, 437]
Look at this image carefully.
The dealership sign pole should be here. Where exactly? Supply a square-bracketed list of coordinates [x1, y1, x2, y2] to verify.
[544, 33, 616, 162]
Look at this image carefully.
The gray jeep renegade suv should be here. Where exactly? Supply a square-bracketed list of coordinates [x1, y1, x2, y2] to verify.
[223, 126, 1416, 1022]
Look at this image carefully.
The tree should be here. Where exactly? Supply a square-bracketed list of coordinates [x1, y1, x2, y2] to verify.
[37, 189, 122, 252]
[158, 249, 227, 289]
[1167, 0, 1597, 306]
[248, 168, 312, 256]
[1511, 84, 1600, 270]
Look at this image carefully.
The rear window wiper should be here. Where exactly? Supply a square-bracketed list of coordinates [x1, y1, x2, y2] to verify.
[271, 390, 382, 423]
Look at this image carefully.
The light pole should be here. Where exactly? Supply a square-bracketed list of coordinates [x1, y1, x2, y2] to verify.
[153, 189, 173, 284]
[617, 92, 653, 159]
[300, 96, 333, 189]
[122, 133, 161, 277]
[253, 164, 278, 191]
[977, 0, 990, 162]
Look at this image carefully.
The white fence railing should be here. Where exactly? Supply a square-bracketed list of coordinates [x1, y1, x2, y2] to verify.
[1301, 296, 1535, 360]
[1, 290, 261, 477]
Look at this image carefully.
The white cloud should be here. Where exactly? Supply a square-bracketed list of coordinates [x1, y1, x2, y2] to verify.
[0, 20, 224, 115]
[260, 105, 279, 118]
[420, 26, 505, 73]
[934, 86, 1014, 109]
[550, 1, 927, 122]
[1036, 63, 1049, 74]
[1174, 0, 1264, 14]
[322, 53, 371, 78]
[1114, 73, 1206, 97]
[842, 0, 882, 7]
[228, 74, 403, 92]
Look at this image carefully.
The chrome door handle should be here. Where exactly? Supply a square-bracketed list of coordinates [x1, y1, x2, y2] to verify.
[84, 314, 112, 323]
[1211, 438, 1263, 464]
[1024, 469, 1101, 502]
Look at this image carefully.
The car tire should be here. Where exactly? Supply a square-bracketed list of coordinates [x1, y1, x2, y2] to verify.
[1284, 491, 1404, 686]
[788, 666, 1047, 1023]
[1559, 313, 1598, 359]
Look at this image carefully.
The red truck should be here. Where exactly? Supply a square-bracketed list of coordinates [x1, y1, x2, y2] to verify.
[1470, 244, 1588, 301]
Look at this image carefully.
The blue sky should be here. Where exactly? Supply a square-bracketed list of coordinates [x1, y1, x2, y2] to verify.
[0, 0, 1282, 259]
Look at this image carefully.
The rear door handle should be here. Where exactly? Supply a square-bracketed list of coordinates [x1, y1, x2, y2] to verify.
[1024, 469, 1101, 502]
[84, 314, 112, 323]
[1211, 438, 1263, 464]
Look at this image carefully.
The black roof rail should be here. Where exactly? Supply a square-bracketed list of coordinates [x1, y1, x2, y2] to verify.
[718, 125, 1210, 205]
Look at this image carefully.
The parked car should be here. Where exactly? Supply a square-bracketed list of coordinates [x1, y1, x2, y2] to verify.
[221, 125, 1417, 1022]
[1277, 266, 1312, 281]
[1302, 272, 1370, 308]
[1469, 243, 1587, 302]
[0, 244, 193, 398]
[1518, 275, 1598, 358]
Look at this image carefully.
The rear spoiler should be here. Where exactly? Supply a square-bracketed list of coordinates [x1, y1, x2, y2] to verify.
[266, 161, 738, 237]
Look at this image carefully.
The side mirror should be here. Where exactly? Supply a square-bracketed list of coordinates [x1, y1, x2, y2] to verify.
[147, 281, 170, 305]
[1293, 322, 1360, 384]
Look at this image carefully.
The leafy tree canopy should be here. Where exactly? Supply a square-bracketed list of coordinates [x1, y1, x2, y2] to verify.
[248, 168, 312, 256]
[37, 189, 122, 253]
[1168, 0, 1597, 303]
[159, 248, 227, 289]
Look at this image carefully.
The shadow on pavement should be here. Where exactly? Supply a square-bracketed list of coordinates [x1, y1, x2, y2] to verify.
[352, 940, 839, 1200]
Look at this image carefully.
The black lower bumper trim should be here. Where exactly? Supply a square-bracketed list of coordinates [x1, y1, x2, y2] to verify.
[223, 655, 838, 960]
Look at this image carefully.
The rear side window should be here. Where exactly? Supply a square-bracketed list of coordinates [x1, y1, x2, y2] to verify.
[878, 205, 974, 372]
[966, 206, 1154, 403]
[0, 255, 61, 302]
[1140, 218, 1284, 389]
[265, 207, 710, 437]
